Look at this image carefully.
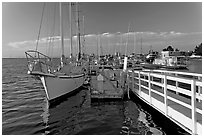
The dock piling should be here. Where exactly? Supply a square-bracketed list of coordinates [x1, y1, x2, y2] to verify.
[163, 73, 168, 116]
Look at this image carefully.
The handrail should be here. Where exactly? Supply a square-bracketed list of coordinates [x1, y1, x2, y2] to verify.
[25, 50, 51, 60]
[143, 69, 202, 77]
[25, 50, 53, 73]
[128, 69, 202, 135]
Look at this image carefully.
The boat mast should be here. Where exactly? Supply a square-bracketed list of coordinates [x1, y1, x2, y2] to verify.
[82, 15, 85, 56]
[60, 2, 65, 65]
[125, 22, 130, 56]
[96, 34, 98, 58]
[140, 37, 143, 55]
[120, 33, 122, 55]
[69, 2, 73, 58]
[134, 32, 136, 54]
[76, 3, 81, 61]
[96, 34, 101, 59]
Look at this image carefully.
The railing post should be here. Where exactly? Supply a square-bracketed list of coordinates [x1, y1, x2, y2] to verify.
[132, 70, 134, 92]
[139, 71, 141, 96]
[191, 79, 197, 135]
[198, 76, 201, 102]
[148, 72, 152, 104]
[120, 71, 123, 88]
[175, 73, 178, 94]
[164, 73, 168, 116]
[161, 72, 164, 91]
[127, 74, 130, 99]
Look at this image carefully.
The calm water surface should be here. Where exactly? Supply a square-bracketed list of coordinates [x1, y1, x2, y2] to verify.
[2, 58, 201, 135]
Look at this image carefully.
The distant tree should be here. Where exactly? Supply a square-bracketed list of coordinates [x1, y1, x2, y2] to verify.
[185, 51, 193, 56]
[166, 45, 174, 51]
[194, 43, 202, 56]
[175, 48, 179, 51]
[163, 45, 174, 51]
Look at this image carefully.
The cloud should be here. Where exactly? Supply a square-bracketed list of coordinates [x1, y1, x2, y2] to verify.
[6, 31, 201, 57]
[7, 35, 68, 49]
[8, 40, 34, 48]
[85, 34, 96, 37]
[101, 32, 110, 36]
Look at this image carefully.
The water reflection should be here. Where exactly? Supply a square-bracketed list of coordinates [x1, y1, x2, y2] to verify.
[122, 101, 164, 135]
[40, 90, 165, 135]
[41, 98, 50, 134]
[40, 88, 88, 135]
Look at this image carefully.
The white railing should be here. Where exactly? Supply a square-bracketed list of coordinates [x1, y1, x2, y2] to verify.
[127, 69, 202, 135]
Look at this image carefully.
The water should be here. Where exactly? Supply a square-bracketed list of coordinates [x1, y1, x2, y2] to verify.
[2, 58, 201, 135]
[187, 59, 202, 74]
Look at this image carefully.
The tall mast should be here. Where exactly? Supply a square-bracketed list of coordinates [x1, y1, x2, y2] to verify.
[134, 32, 136, 54]
[140, 37, 143, 55]
[98, 34, 101, 60]
[60, 2, 65, 64]
[76, 3, 81, 61]
[69, 2, 72, 58]
[82, 15, 85, 55]
[125, 23, 130, 56]
[96, 34, 98, 57]
[120, 33, 122, 55]
[123, 23, 130, 72]
[114, 35, 116, 55]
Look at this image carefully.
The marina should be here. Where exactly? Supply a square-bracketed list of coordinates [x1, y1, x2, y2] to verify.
[86, 60, 202, 134]
[2, 2, 202, 135]
[3, 58, 201, 135]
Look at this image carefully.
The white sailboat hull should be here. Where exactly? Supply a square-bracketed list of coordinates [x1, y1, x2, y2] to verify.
[40, 74, 84, 101]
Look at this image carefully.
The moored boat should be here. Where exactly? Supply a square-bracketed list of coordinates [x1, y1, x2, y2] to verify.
[25, 3, 85, 102]
[154, 51, 188, 70]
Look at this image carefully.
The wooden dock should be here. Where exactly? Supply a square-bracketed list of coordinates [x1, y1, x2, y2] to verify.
[88, 64, 202, 135]
[127, 69, 202, 135]
[90, 69, 124, 100]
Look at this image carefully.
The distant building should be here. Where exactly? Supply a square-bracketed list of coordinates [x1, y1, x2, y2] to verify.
[154, 51, 187, 66]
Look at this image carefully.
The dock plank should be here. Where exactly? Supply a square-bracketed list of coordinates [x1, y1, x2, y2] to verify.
[90, 69, 124, 99]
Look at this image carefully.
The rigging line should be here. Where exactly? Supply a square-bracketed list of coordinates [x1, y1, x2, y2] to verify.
[35, 3, 46, 57]
[45, 4, 50, 56]
[69, 2, 73, 58]
[49, 3, 56, 58]
[82, 15, 85, 55]
[51, 4, 57, 59]
[65, 3, 73, 58]
[72, 3, 77, 57]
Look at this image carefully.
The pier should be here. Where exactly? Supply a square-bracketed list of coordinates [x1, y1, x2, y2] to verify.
[88, 62, 202, 135]
[90, 68, 124, 101]
[126, 69, 202, 135]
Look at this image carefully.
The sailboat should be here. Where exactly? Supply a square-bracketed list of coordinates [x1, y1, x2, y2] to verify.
[25, 3, 85, 102]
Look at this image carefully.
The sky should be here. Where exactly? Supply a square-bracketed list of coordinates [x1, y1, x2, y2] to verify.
[2, 1, 202, 58]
